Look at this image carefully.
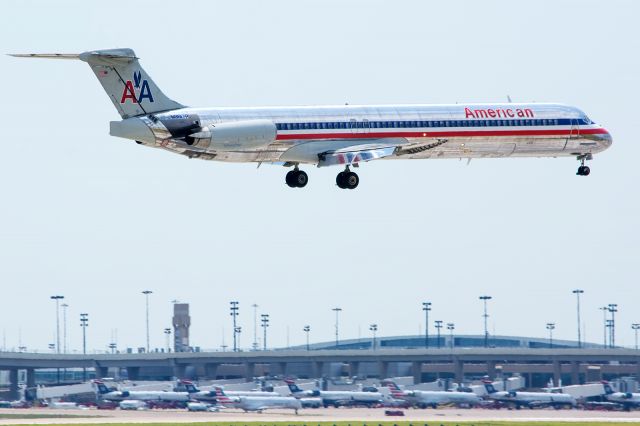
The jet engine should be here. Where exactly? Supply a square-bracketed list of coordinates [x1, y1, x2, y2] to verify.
[189, 119, 277, 151]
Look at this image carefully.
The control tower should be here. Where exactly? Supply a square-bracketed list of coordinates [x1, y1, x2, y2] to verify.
[172, 303, 191, 352]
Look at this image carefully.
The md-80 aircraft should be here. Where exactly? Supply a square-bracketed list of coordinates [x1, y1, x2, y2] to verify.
[11, 48, 612, 189]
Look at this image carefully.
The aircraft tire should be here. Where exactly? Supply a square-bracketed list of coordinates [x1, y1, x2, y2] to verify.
[344, 172, 359, 189]
[336, 172, 347, 188]
[582, 166, 591, 175]
[286, 170, 297, 187]
[294, 170, 308, 188]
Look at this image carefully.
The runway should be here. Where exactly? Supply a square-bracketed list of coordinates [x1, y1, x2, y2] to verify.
[2, 407, 640, 424]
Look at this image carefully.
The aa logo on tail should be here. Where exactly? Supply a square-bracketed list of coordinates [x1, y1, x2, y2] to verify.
[120, 71, 154, 104]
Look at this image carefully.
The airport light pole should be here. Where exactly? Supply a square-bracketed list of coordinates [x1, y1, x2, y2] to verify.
[608, 304, 618, 348]
[600, 306, 608, 348]
[369, 324, 378, 350]
[434, 320, 443, 349]
[572, 289, 584, 348]
[50, 295, 64, 354]
[252, 304, 259, 351]
[234, 326, 242, 350]
[479, 295, 492, 348]
[164, 328, 171, 352]
[230, 301, 239, 352]
[141, 290, 152, 352]
[80, 313, 88, 381]
[606, 319, 614, 348]
[61, 303, 69, 354]
[422, 302, 431, 349]
[633, 324, 640, 350]
[261, 314, 269, 351]
[447, 323, 455, 349]
[546, 323, 555, 348]
[332, 307, 342, 348]
[303, 325, 311, 351]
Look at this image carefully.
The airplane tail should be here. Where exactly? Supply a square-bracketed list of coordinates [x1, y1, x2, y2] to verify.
[9, 48, 184, 119]
[93, 380, 111, 395]
[284, 378, 303, 394]
[178, 379, 199, 393]
[602, 382, 614, 395]
[213, 387, 234, 404]
[380, 380, 407, 398]
[483, 381, 498, 394]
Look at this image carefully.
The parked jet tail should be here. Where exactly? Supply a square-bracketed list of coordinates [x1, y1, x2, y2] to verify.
[284, 378, 304, 394]
[213, 387, 235, 404]
[177, 379, 199, 393]
[380, 380, 407, 398]
[483, 381, 498, 394]
[93, 380, 112, 395]
[602, 382, 614, 395]
[9, 48, 184, 119]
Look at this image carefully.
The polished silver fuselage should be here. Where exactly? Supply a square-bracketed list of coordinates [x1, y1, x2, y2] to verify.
[130, 103, 612, 165]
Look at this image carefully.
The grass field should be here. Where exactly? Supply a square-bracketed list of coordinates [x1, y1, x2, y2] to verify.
[0, 422, 637, 426]
[0, 413, 94, 419]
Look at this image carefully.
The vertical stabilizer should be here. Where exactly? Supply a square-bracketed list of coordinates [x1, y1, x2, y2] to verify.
[10, 48, 184, 118]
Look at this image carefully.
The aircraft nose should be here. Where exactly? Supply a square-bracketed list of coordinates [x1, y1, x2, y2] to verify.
[601, 128, 613, 148]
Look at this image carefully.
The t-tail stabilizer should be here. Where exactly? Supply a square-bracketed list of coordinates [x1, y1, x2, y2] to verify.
[9, 48, 184, 118]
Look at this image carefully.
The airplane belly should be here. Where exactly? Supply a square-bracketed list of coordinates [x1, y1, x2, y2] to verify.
[398, 135, 576, 160]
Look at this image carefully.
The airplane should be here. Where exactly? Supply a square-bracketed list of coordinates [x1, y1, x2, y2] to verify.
[285, 378, 383, 407]
[383, 380, 481, 408]
[212, 386, 301, 414]
[10, 48, 612, 189]
[602, 382, 640, 410]
[483, 382, 575, 409]
[178, 380, 280, 402]
[93, 380, 190, 402]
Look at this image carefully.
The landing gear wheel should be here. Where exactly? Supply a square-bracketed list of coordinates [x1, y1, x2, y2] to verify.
[344, 171, 359, 189]
[336, 172, 347, 189]
[576, 154, 592, 176]
[576, 165, 591, 176]
[336, 170, 359, 189]
[294, 170, 308, 187]
[285, 169, 309, 188]
[286, 170, 297, 187]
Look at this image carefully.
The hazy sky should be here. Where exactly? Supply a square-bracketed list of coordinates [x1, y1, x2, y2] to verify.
[0, 0, 638, 353]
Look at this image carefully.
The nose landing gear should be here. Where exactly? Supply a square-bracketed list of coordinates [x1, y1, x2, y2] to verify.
[336, 167, 359, 189]
[576, 154, 592, 176]
[285, 167, 308, 188]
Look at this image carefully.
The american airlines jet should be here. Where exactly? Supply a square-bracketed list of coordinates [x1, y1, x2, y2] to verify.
[11, 48, 612, 189]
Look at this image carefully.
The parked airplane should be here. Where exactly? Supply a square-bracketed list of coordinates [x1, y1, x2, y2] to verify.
[383, 380, 481, 408]
[94, 380, 190, 402]
[213, 386, 301, 414]
[285, 379, 382, 407]
[603, 382, 640, 410]
[11, 48, 612, 189]
[483, 382, 575, 409]
[178, 380, 280, 401]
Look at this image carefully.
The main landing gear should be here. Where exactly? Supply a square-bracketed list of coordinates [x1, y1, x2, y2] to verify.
[576, 154, 592, 176]
[285, 167, 308, 188]
[336, 167, 359, 190]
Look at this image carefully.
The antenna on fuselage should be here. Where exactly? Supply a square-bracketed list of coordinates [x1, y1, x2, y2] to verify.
[507, 95, 513, 103]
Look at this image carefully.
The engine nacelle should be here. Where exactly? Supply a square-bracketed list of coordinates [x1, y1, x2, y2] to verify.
[191, 119, 277, 151]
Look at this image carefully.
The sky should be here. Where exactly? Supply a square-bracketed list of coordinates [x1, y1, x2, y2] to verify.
[0, 0, 638, 353]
